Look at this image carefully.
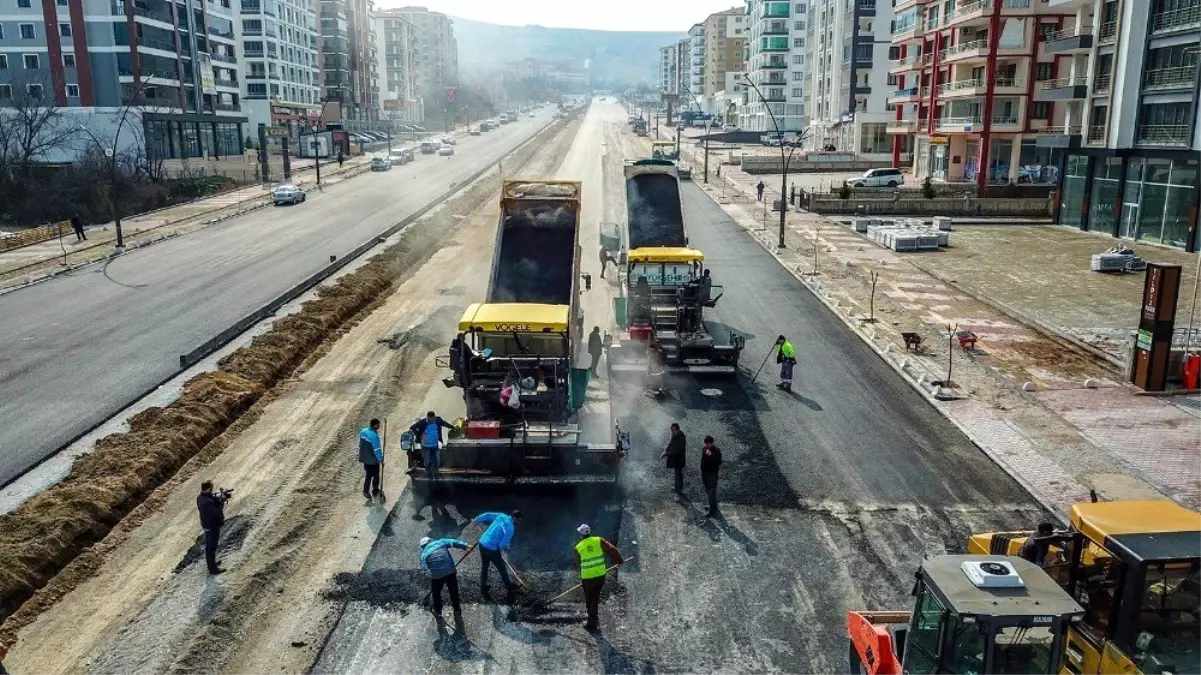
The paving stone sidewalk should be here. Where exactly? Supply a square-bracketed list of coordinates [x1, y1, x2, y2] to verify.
[671, 139, 1200, 514]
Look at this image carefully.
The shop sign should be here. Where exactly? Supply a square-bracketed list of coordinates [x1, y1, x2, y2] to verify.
[265, 126, 289, 138]
[929, 136, 949, 144]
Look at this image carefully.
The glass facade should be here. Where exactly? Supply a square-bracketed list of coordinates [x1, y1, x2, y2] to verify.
[141, 118, 245, 159]
[1089, 157, 1123, 236]
[1060, 155, 1088, 228]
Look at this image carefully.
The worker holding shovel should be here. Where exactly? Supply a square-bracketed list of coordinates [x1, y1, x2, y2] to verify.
[572, 524, 626, 633]
[472, 509, 523, 602]
[419, 536, 472, 619]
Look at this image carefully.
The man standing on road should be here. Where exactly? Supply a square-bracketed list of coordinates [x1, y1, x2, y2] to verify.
[419, 535, 470, 617]
[756, 181, 766, 202]
[660, 422, 687, 495]
[410, 411, 454, 481]
[573, 524, 626, 633]
[473, 510, 523, 600]
[358, 419, 384, 500]
[588, 326, 604, 376]
[775, 335, 797, 392]
[700, 436, 723, 518]
[196, 481, 226, 575]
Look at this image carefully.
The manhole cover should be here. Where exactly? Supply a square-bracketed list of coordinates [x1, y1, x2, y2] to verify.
[700, 388, 723, 397]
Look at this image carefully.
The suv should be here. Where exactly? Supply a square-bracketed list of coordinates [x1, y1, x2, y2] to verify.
[846, 168, 905, 188]
[370, 156, 391, 171]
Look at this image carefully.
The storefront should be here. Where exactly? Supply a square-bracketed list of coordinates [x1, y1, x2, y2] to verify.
[143, 113, 247, 160]
[1056, 150, 1200, 252]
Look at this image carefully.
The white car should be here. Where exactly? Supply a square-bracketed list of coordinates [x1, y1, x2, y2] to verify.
[441, 136, 457, 146]
[722, 124, 739, 132]
[272, 184, 306, 205]
[846, 168, 905, 188]
[437, 144, 455, 156]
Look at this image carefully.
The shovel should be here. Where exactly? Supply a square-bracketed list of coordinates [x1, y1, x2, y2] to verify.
[420, 542, 478, 609]
[545, 557, 634, 605]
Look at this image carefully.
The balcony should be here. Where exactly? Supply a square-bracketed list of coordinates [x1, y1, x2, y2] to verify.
[892, 20, 921, 42]
[1035, 125, 1082, 148]
[859, 0, 877, 16]
[136, 37, 178, 52]
[991, 115, 1021, 129]
[889, 86, 923, 103]
[946, 0, 993, 28]
[887, 118, 917, 133]
[889, 54, 920, 73]
[1144, 66, 1197, 91]
[215, 102, 240, 112]
[210, 51, 237, 64]
[134, 6, 174, 24]
[1137, 125, 1192, 146]
[760, 3, 789, 19]
[1036, 76, 1088, 100]
[1042, 26, 1093, 53]
[1086, 125, 1106, 144]
[208, 26, 235, 40]
[935, 116, 983, 132]
[1151, 5, 1201, 34]
[1093, 72, 1112, 93]
[760, 60, 788, 69]
[1097, 22, 1117, 45]
[762, 24, 789, 35]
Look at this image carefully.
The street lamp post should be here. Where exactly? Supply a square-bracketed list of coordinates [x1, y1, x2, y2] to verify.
[676, 83, 713, 185]
[78, 125, 122, 249]
[741, 77, 805, 249]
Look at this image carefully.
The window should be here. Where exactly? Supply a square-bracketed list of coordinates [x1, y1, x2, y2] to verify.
[60, 23, 71, 37]
[792, 87, 802, 96]
[887, 73, 897, 86]
[17, 0, 31, 6]
[1031, 101, 1051, 119]
[794, 38, 804, 47]
[905, 587, 945, 674]
[63, 53, 75, 67]
[1038, 22, 1058, 39]
[24, 54, 39, 69]
[795, 20, 804, 29]
[0, 84, 10, 100]
[0, 25, 4, 39]
[793, 70, 804, 80]
[27, 83, 43, 99]
[793, 54, 803, 63]
[66, 83, 79, 97]
[1035, 63, 1053, 81]
[0, 55, 6, 69]
[20, 23, 36, 38]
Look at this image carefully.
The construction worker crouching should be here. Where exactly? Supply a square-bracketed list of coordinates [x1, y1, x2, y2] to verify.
[574, 524, 625, 633]
[775, 335, 797, 392]
[419, 536, 470, 619]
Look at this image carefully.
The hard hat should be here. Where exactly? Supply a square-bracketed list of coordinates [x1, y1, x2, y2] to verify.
[577, 524, 591, 536]
[419, 536, 431, 547]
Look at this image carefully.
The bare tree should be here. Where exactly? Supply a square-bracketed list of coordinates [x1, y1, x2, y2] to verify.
[0, 72, 75, 175]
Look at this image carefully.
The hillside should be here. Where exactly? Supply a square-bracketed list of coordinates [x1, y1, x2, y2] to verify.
[450, 16, 681, 85]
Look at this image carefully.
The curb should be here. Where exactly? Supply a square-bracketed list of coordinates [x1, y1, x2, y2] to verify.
[693, 180, 1075, 523]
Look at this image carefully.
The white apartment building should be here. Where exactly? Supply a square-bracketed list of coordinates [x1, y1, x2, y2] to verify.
[391, 6, 457, 98]
[687, 23, 706, 106]
[804, 0, 894, 158]
[374, 10, 422, 122]
[237, 0, 321, 136]
[659, 43, 680, 96]
[740, 0, 808, 132]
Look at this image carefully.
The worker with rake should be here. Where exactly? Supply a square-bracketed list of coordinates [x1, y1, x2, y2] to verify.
[573, 524, 626, 633]
[472, 509, 523, 602]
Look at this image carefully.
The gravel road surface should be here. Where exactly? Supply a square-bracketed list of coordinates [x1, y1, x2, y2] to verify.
[0, 112, 553, 486]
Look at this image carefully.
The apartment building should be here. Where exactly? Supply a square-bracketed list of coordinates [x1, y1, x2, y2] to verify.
[702, 7, 747, 116]
[1048, 0, 1199, 252]
[238, 0, 321, 135]
[659, 43, 680, 96]
[317, 0, 378, 124]
[805, 0, 895, 159]
[886, 0, 1091, 188]
[0, 0, 247, 160]
[390, 7, 457, 98]
[740, 0, 808, 132]
[374, 9, 422, 122]
[686, 23, 706, 105]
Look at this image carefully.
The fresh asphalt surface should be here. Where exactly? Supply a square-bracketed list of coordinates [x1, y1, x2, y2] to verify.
[0, 112, 553, 486]
[312, 150, 1048, 671]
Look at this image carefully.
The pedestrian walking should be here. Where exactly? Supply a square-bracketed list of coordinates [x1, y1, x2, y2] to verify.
[69, 214, 87, 242]
[358, 418, 384, 500]
[573, 524, 625, 633]
[337, 151, 345, 168]
[660, 422, 687, 494]
[410, 411, 454, 480]
[419, 536, 470, 616]
[473, 510, 523, 600]
[756, 180, 766, 202]
[196, 480, 227, 575]
[598, 246, 611, 279]
[775, 335, 797, 391]
[588, 326, 604, 376]
[700, 435, 723, 518]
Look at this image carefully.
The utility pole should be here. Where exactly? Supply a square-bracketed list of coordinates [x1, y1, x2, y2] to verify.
[703, 118, 711, 183]
[742, 77, 800, 249]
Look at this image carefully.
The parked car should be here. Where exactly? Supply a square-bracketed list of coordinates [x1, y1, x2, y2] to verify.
[412, 125, 427, 133]
[846, 168, 905, 188]
[722, 124, 739, 132]
[273, 184, 306, 205]
[370, 156, 391, 171]
[441, 136, 456, 145]
[437, 144, 455, 156]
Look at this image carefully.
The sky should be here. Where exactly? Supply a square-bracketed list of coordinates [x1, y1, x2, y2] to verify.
[381, 0, 744, 32]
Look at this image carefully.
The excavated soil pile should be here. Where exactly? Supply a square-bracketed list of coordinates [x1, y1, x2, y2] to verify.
[0, 114, 573, 627]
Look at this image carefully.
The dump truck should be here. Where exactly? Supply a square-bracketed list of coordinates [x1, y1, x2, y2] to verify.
[605, 159, 744, 375]
[427, 180, 624, 487]
[967, 499, 1200, 675]
[651, 140, 691, 180]
[633, 119, 648, 137]
[849, 555, 1084, 674]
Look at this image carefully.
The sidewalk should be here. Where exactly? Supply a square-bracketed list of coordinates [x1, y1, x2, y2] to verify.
[0, 154, 372, 290]
[673, 139, 1200, 515]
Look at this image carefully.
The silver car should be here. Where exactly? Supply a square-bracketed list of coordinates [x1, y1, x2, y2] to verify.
[273, 184, 306, 205]
[437, 144, 455, 157]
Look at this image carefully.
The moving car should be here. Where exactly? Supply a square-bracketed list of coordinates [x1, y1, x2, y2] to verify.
[480, 120, 496, 131]
[528, 112, 535, 118]
[437, 144, 455, 156]
[441, 136, 456, 146]
[388, 148, 412, 165]
[469, 127, 481, 136]
[846, 168, 905, 188]
[370, 156, 391, 171]
[420, 140, 438, 154]
[273, 184, 306, 205]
